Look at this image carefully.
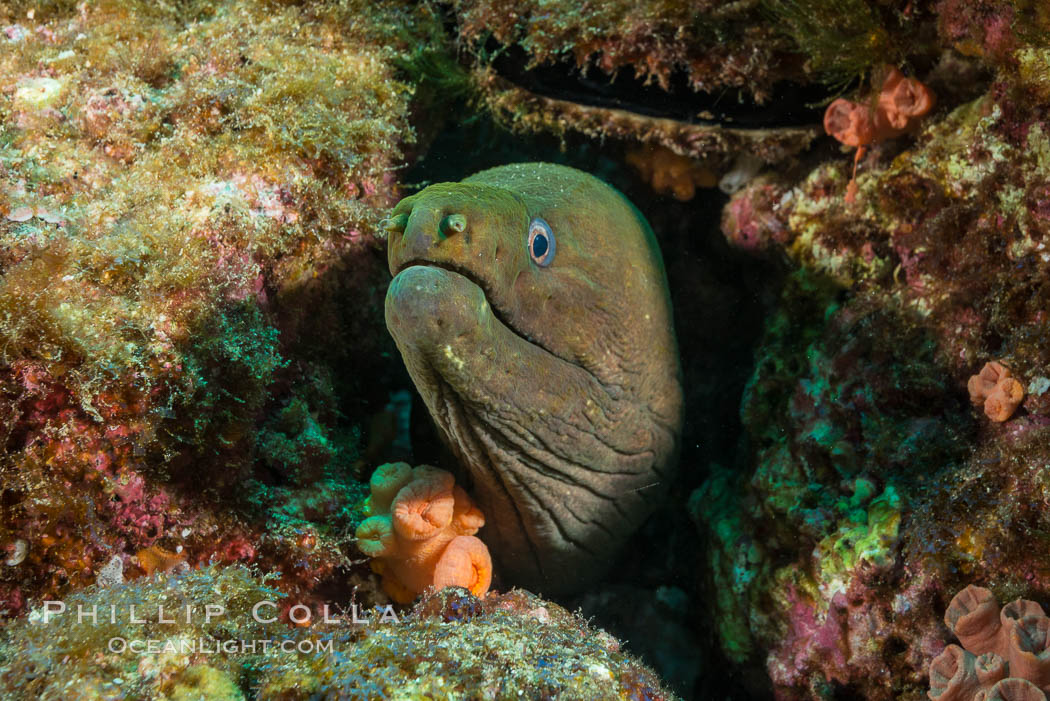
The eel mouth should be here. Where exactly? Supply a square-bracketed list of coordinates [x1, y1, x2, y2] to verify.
[395, 258, 497, 314]
[393, 258, 565, 367]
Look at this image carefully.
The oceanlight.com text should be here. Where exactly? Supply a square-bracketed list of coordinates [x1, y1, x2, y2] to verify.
[107, 637, 334, 655]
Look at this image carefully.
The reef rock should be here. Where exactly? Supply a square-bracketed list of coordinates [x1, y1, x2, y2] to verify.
[695, 3, 1050, 699]
[0, 0, 428, 616]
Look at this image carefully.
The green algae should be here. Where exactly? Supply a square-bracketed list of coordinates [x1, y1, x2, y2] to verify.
[258, 588, 676, 701]
[0, 565, 287, 700]
[688, 466, 760, 663]
[814, 485, 901, 597]
[697, 258, 967, 675]
[451, 0, 794, 98]
[1017, 48, 1050, 98]
[761, 0, 903, 89]
[0, 0, 424, 422]
[0, 0, 440, 606]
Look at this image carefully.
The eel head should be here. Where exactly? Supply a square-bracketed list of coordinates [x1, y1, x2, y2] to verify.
[383, 162, 683, 595]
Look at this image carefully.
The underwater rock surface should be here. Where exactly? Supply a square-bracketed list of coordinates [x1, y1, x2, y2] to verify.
[0, 566, 676, 700]
[0, 0, 420, 620]
[699, 4, 1050, 698]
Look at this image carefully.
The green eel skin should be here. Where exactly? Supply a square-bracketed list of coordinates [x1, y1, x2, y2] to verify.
[383, 162, 683, 595]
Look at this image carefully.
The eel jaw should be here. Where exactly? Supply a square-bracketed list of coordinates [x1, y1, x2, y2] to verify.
[385, 264, 637, 595]
[391, 260, 568, 367]
[384, 264, 489, 472]
[384, 264, 556, 584]
[385, 264, 488, 355]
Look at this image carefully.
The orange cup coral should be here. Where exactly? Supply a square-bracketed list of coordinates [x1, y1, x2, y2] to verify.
[947, 584, 1009, 656]
[355, 462, 492, 604]
[824, 99, 880, 149]
[823, 67, 935, 203]
[968, 361, 1025, 422]
[879, 69, 936, 131]
[930, 585, 1050, 701]
[982, 678, 1047, 701]
[135, 546, 187, 577]
[928, 644, 983, 700]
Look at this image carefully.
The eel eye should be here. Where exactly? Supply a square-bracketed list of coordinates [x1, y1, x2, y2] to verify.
[527, 217, 555, 267]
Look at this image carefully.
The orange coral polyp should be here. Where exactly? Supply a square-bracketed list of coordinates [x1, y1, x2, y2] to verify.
[969, 362, 1008, 405]
[391, 468, 456, 541]
[824, 67, 935, 203]
[824, 99, 877, 148]
[967, 361, 1025, 422]
[368, 461, 413, 513]
[354, 515, 396, 558]
[433, 535, 493, 597]
[136, 546, 186, 576]
[1008, 616, 1050, 690]
[976, 652, 1008, 687]
[983, 678, 1046, 701]
[356, 463, 492, 604]
[880, 70, 935, 129]
[948, 584, 1003, 656]
[625, 145, 717, 201]
[451, 486, 485, 533]
[985, 379, 1025, 422]
[936, 585, 1050, 700]
[928, 644, 981, 701]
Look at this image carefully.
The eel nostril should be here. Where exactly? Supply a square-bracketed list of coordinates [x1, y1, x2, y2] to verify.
[439, 213, 467, 239]
[378, 212, 409, 239]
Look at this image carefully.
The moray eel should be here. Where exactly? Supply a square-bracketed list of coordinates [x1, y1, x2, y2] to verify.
[382, 162, 683, 595]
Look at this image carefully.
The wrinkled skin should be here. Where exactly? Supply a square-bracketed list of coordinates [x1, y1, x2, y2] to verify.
[384, 163, 683, 595]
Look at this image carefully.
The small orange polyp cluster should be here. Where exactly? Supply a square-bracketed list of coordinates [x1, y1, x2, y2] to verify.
[968, 361, 1025, 422]
[929, 585, 1050, 701]
[136, 546, 187, 577]
[625, 145, 717, 202]
[355, 462, 492, 604]
[823, 67, 935, 202]
[879, 69, 936, 131]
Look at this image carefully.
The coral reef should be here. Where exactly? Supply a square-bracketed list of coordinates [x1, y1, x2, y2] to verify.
[824, 67, 936, 201]
[0, 566, 677, 701]
[694, 3, 1050, 699]
[452, 0, 797, 98]
[475, 70, 823, 169]
[355, 462, 491, 604]
[929, 585, 1050, 700]
[822, 68, 935, 146]
[455, 0, 946, 176]
[0, 0, 432, 616]
[721, 176, 791, 254]
[260, 585, 678, 700]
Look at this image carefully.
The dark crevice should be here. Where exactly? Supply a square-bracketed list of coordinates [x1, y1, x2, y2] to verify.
[488, 41, 842, 128]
